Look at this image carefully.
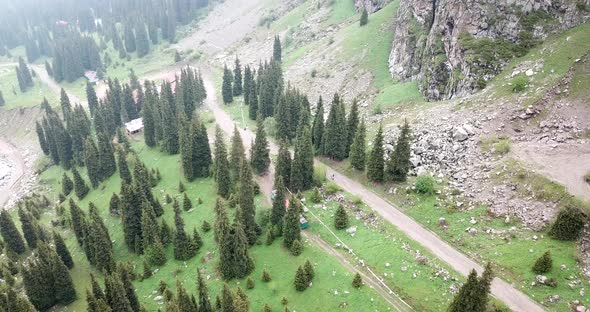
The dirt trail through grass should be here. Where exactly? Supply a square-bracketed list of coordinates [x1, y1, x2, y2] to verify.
[199, 64, 414, 311]
[31, 64, 84, 106]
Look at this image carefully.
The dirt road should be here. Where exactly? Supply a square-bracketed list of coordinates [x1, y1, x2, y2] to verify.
[200, 67, 413, 311]
[31, 64, 85, 106]
[199, 65, 544, 311]
[513, 142, 590, 201]
[0, 139, 26, 207]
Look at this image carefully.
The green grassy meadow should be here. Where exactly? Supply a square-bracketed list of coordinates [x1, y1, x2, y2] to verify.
[18, 133, 397, 312]
[0, 68, 58, 109]
[325, 158, 590, 311]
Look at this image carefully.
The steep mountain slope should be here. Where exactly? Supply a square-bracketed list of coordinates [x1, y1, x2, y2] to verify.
[389, 0, 590, 100]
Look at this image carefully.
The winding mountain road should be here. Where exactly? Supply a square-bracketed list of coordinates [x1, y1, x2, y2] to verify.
[199, 66, 413, 312]
[199, 65, 544, 312]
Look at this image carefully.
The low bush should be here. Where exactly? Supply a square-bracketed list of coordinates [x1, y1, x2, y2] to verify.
[415, 175, 436, 195]
[512, 75, 528, 93]
[549, 205, 586, 241]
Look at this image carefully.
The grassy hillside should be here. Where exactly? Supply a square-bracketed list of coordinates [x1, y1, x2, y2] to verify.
[14, 132, 398, 312]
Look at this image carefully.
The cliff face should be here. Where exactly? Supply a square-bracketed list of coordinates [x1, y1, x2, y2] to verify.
[354, 0, 387, 13]
[388, 0, 590, 101]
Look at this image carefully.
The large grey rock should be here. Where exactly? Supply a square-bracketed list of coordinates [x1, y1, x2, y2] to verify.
[453, 127, 469, 141]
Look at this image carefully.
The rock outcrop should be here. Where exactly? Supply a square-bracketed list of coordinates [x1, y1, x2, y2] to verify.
[354, 0, 388, 13]
[388, 0, 590, 101]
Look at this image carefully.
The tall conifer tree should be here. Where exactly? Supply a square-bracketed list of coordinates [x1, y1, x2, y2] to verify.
[367, 125, 385, 182]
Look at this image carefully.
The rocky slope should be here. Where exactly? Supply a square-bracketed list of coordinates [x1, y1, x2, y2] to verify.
[389, 0, 590, 101]
[354, 0, 388, 12]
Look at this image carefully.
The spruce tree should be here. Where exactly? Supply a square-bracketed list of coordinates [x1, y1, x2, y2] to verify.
[219, 221, 255, 280]
[360, 7, 369, 26]
[251, 117, 270, 175]
[84, 138, 101, 188]
[243, 66, 252, 105]
[248, 80, 258, 120]
[233, 57, 243, 96]
[89, 204, 116, 273]
[18, 207, 39, 249]
[273, 35, 282, 62]
[119, 265, 141, 312]
[36, 121, 49, 155]
[290, 127, 314, 192]
[105, 273, 134, 312]
[321, 94, 347, 160]
[274, 140, 292, 189]
[0, 210, 26, 254]
[448, 264, 493, 312]
[237, 159, 259, 245]
[192, 120, 212, 178]
[214, 127, 232, 199]
[135, 22, 150, 57]
[183, 193, 192, 211]
[532, 251, 553, 274]
[62, 172, 74, 195]
[97, 132, 117, 181]
[230, 125, 246, 181]
[51, 244, 78, 304]
[117, 149, 132, 184]
[86, 82, 99, 117]
[214, 198, 230, 244]
[221, 284, 235, 312]
[303, 259, 315, 282]
[161, 81, 179, 154]
[197, 269, 213, 312]
[334, 204, 349, 230]
[142, 92, 157, 147]
[386, 119, 412, 182]
[121, 184, 143, 251]
[180, 114, 194, 181]
[271, 177, 287, 230]
[283, 196, 301, 249]
[53, 231, 74, 269]
[294, 266, 307, 291]
[346, 100, 360, 157]
[222, 65, 233, 104]
[173, 202, 198, 260]
[72, 167, 90, 199]
[311, 96, 324, 153]
[367, 124, 384, 182]
[350, 118, 367, 171]
[352, 273, 363, 288]
[69, 199, 87, 246]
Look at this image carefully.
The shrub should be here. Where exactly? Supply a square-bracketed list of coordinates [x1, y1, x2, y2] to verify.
[372, 103, 382, 115]
[262, 269, 272, 282]
[545, 277, 558, 288]
[350, 195, 363, 206]
[246, 278, 255, 289]
[265, 229, 275, 245]
[549, 205, 586, 241]
[310, 187, 322, 203]
[334, 204, 349, 230]
[313, 166, 327, 186]
[325, 182, 341, 195]
[512, 75, 528, 93]
[359, 8, 368, 26]
[201, 221, 211, 232]
[290, 239, 303, 256]
[415, 175, 436, 195]
[585, 171, 590, 184]
[352, 272, 363, 288]
[494, 139, 511, 155]
[532, 251, 552, 274]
